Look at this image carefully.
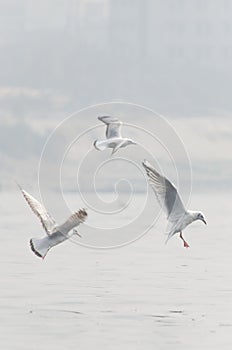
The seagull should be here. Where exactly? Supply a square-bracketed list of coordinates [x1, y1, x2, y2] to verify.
[142, 160, 206, 248]
[18, 186, 87, 259]
[94, 116, 137, 155]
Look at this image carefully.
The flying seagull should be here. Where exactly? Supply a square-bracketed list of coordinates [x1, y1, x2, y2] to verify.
[18, 186, 87, 259]
[94, 116, 137, 155]
[142, 160, 206, 248]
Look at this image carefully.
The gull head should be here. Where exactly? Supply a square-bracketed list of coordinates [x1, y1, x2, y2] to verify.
[195, 212, 207, 225]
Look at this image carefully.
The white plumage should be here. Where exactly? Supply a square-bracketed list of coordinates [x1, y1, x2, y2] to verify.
[94, 116, 137, 155]
[19, 186, 87, 259]
[142, 160, 206, 248]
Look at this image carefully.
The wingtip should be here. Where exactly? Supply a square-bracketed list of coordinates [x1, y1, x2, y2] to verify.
[97, 115, 110, 122]
[111, 148, 117, 156]
[14, 180, 22, 191]
[142, 159, 150, 168]
[81, 208, 88, 215]
[77, 208, 88, 221]
[98, 115, 120, 123]
[165, 233, 173, 245]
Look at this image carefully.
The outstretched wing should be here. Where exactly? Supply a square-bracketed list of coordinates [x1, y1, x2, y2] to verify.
[111, 140, 126, 155]
[142, 160, 187, 222]
[57, 209, 88, 235]
[19, 186, 56, 235]
[98, 116, 122, 139]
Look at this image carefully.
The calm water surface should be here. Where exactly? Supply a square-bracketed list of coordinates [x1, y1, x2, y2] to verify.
[0, 191, 232, 349]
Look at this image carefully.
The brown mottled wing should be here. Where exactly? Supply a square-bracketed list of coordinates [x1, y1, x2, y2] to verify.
[57, 209, 88, 235]
[20, 188, 56, 235]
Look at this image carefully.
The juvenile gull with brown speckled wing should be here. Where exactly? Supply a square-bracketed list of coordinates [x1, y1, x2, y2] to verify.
[18, 186, 87, 259]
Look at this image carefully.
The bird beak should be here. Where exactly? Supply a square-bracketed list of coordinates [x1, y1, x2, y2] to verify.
[202, 219, 207, 225]
[73, 229, 82, 238]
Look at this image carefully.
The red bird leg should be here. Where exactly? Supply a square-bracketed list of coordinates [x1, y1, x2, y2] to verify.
[179, 232, 190, 248]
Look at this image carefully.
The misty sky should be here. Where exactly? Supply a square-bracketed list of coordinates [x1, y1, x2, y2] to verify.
[0, 0, 231, 191]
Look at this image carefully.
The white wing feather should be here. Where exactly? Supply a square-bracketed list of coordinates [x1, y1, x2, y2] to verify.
[142, 160, 187, 223]
[111, 140, 126, 155]
[98, 116, 122, 139]
[19, 187, 56, 235]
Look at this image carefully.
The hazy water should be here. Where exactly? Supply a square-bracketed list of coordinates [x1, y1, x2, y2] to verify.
[1, 191, 232, 349]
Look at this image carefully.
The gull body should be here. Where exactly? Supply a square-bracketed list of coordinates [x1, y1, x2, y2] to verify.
[19, 186, 87, 259]
[142, 160, 206, 248]
[94, 116, 137, 155]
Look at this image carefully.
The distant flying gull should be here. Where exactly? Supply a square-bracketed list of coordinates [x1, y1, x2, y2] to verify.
[142, 160, 206, 248]
[94, 116, 137, 155]
[18, 186, 87, 259]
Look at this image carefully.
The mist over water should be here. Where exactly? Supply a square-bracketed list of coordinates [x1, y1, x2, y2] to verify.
[1, 191, 232, 349]
[0, 0, 231, 190]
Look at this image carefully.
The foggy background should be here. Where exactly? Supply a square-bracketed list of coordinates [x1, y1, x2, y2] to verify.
[1, 4, 232, 349]
[0, 0, 231, 191]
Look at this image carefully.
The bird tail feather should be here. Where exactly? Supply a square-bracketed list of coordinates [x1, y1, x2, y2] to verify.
[30, 237, 50, 259]
[93, 140, 107, 151]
